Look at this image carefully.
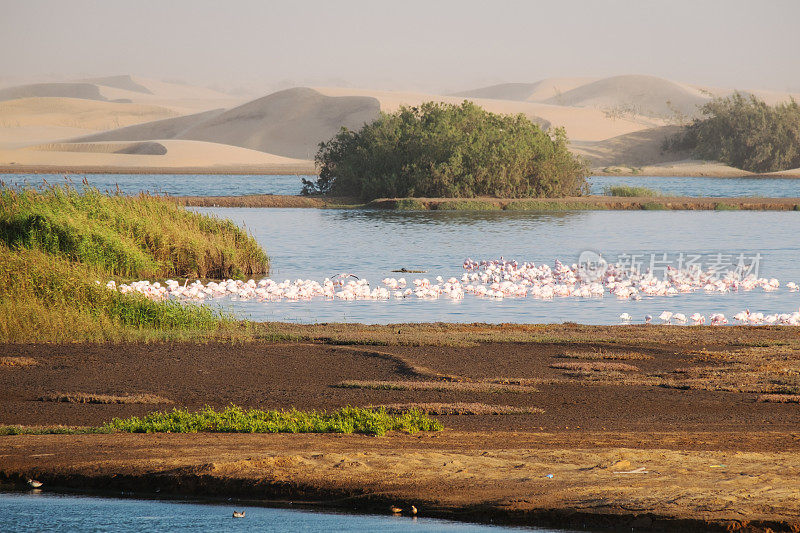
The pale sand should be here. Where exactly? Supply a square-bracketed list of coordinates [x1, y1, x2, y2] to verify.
[541, 75, 709, 118]
[0, 139, 314, 172]
[0, 97, 178, 144]
[451, 77, 598, 102]
[314, 86, 661, 142]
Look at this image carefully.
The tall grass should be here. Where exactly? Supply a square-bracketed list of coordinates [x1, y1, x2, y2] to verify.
[105, 405, 443, 436]
[0, 186, 268, 278]
[0, 244, 224, 342]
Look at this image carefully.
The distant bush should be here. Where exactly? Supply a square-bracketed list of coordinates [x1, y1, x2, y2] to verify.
[304, 101, 589, 200]
[665, 93, 800, 173]
[604, 185, 660, 197]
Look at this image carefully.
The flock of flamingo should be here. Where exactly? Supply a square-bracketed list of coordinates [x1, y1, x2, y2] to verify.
[106, 257, 800, 326]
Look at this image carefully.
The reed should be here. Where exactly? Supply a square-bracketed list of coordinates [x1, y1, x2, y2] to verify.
[0, 186, 268, 279]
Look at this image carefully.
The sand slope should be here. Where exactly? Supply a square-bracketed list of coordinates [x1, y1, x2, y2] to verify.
[81, 88, 382, 160]
[0, 83, 106, 102]
[452, 77, 597, 102]
[542, 75, 709, 118]
[0, 139, 314, 172]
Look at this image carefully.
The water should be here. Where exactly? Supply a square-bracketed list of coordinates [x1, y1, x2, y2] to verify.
[0, 492, 550, 532]
[588, 175, 800, 198]
[3, 173, 800, 198]
[195, 208, 800, 325]
[0, 173, 310, 197]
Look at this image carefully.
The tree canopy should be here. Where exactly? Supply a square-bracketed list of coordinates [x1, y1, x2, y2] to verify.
[303, 101, 588, 200]
[665, 92, 800, 173]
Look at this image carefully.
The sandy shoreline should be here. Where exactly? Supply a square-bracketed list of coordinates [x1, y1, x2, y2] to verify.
[2, 430, 799, 532]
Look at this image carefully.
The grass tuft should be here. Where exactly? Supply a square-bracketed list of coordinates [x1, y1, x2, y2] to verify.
[550, 361, 640, 372]
[371, 403, 543, 415]
[0, 356, 38, 367]
[39, 392, 171, 404]
[604, 185, 660, 197]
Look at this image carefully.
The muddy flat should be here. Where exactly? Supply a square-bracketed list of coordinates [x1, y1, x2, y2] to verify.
[2, 330, 800, 530]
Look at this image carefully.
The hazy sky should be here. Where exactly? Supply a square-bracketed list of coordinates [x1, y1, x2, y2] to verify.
[2, 0, 799, 94]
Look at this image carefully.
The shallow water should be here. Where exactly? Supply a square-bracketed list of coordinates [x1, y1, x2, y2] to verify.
[195, 208, 800, 324]
[3, 173, 800, 198]
[588, 175, 800, 198]
[0, 492, 549, 532]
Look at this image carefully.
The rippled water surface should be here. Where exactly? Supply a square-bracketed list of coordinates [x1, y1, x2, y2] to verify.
[0, 493, 549, 533]
[195, 208, 800, 324]
[4, 173, 800, 198]
[588, 175, 800, 197]
[1, 173, 310, 197]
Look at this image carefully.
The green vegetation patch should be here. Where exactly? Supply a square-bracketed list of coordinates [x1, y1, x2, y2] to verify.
[104, 405, 442, 436]
[714, 202, 740, 211]
[0, 186, 268, 278]
[664, 92, 800, 173]
[0, 244, 224, 342]
[604, 185, 661, 197]
[641, 202, 667, 210]
[304, 101, 589, 201]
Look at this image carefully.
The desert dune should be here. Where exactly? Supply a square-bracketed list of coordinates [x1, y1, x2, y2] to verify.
[541, 74, 710, 118]
[452, 76, 598, 102]
[0, 139, 314, 173]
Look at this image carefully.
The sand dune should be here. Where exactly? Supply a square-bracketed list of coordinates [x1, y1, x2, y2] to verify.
[82, 87, 382, 160]
[571, 125, 687, 167]
[77, 109, 225, 143]
[452, 77, 597, 102]
[542, 75, 709, 118]
[0, 83, 106, 102]
[0, 139, 314, 172]
[81, 75, 153, 94]
[0, 97, 178, 131]
[315, 86, 661, 141]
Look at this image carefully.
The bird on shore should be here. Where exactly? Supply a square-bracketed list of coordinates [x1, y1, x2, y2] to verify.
[232, 511, 245, 518]
[26, 478, 43, 489]
[618, 312, 632, 323]
[390, 505, 403, 514]
[410, 505, 418, 515]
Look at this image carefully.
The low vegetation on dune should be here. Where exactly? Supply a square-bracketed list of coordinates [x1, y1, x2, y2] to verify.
[105, 405, 442, 436]
[665, 92, 800, 173]
[0, 186, 268, 279]
[304, 101, 589, 200]
[0, 186, 270, 342]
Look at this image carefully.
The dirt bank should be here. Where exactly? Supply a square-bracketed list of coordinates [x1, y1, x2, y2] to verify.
[171, 194, 800, 210]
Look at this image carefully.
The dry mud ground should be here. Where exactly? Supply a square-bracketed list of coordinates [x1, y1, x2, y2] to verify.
[1, 327, 799, 531]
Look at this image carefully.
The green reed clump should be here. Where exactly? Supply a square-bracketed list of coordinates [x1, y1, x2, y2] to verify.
[0, 244, 224, 342]
[604, 185, 661, 197]
[432, 200, 502, 210]
[0, 186, 268, 279]
[105, 405, 443, 436]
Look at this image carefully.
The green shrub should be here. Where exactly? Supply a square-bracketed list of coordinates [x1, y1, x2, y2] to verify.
[604, 185, 660, 197]
[105, 405, 443, 436]
[641, 202, 667, 210]
[0, 186, 268, 278]
[714, 202, 740, 211]
[664, 93, 800, 173]
[304, 101, 589, 201]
